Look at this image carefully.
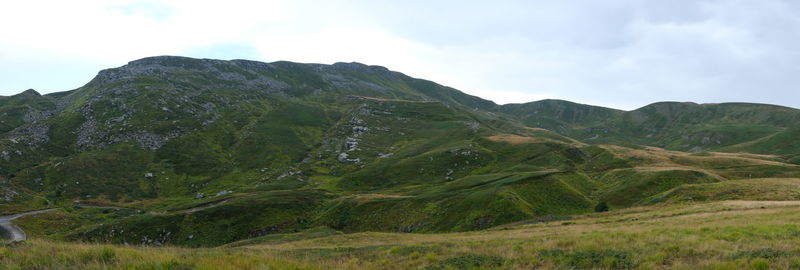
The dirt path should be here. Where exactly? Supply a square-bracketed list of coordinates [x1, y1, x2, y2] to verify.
[1, 199, 232, 242]
[0, 209, 57, 242]
[1, 203, 136, 242]
[183, 199, 229, 213]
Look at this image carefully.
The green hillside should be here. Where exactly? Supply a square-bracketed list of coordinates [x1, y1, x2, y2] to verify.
[1, 56, 800, 250]
[497, 100, 800, 155]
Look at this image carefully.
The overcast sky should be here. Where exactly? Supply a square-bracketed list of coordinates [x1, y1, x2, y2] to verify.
[2, 0, 799, 110]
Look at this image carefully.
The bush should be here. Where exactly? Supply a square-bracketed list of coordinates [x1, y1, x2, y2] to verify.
[595, 201, 609, 212]
[160, 260, 196, 270]
[540, 249, 635, 269]
[424, 254, 505, 270]
[77, 247, 116, 264]
[566, 250, 634, 269]
[731, 248, 789, 259]
[751, 258, 770, 270]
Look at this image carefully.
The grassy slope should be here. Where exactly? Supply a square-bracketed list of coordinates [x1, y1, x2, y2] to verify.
[643, 178, 800, 204]
[720, 128, 800, 163]
[0, 89, 586, 243]
[3, 56, 800, 249]
[14, 136, 800, 248]
[11, 112, 800, 246]
[497, 100, 800, 157]
[6, 201, 800, 269]
[589, 145, 800, 207]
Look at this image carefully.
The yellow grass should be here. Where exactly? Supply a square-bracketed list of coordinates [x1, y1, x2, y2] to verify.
[350, 95, 436, 103]
[7, 201, 800, 269]
[484, 133, 584, 146]
[485, 134, 546, 144]
[248, 200, 800, 251]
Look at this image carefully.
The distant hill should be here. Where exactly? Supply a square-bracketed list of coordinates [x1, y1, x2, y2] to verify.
[497, 100, 800, 154]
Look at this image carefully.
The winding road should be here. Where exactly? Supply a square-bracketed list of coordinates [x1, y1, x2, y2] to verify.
[0, 199, 230, 242]
[0, 209, 57, 242]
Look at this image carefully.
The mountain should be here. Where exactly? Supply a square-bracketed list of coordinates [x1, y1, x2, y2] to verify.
[1, 56, 799, 247]
[497, 100, 800, 155]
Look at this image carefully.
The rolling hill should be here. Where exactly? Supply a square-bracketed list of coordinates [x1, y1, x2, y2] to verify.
[1, 56, 799, 251]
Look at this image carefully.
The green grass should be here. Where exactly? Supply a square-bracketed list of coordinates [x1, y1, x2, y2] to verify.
[721, 128, 800, 156]
[0, 239, 311, 270]
[221, 226, 343, 247]
[12, 207, 140, 240]
[67, 190, 330, 247]
[7, 200, 800, 269]
[643, 178, 800, 204]
[4, 55, 800, 252]
[598, 169, 721, 207]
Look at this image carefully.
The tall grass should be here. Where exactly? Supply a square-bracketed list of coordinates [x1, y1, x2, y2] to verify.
[6, 200, 800, 269]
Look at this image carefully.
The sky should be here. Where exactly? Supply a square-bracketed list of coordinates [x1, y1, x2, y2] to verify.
[1, 0, 799, 110]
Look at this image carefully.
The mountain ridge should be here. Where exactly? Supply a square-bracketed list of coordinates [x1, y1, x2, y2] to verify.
[15, 55, 798, 111]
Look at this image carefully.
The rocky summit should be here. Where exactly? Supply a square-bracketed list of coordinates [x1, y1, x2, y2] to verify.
[1, 56, 800, 249]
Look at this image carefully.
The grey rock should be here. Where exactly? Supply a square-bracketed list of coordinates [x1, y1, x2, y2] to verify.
[466, 121, 481, 132]
[337, 152, 360, 163]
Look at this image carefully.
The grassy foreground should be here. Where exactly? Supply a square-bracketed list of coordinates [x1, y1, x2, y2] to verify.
[6, 200, 800, 269]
